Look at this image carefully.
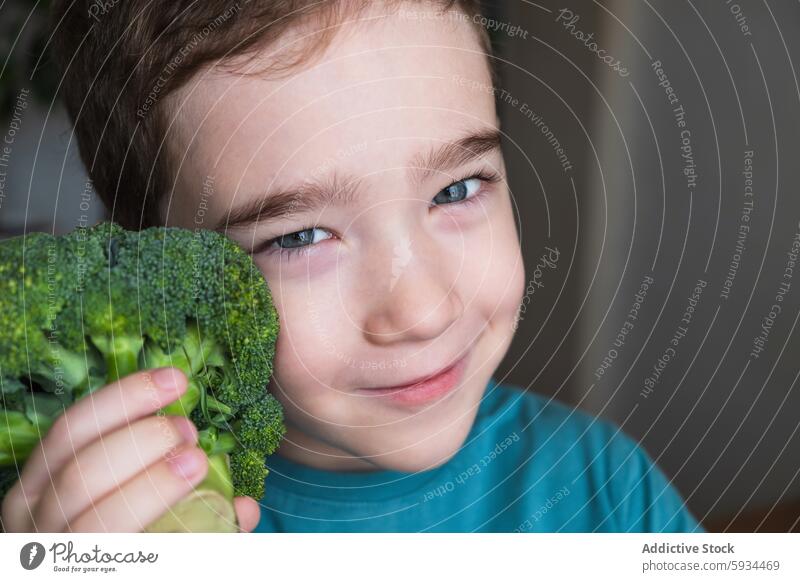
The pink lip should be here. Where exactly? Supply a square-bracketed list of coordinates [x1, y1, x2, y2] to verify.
[356, 350, 470, 406]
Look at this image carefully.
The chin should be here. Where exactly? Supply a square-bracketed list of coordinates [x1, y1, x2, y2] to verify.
[369, 419, 475, 473]
[372, 383, 486, 473]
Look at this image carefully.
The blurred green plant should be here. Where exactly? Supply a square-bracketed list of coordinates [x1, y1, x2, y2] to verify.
[0, 0, 56, 120]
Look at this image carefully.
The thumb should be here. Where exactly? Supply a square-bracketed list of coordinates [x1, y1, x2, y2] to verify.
[234, 496, 261, 532]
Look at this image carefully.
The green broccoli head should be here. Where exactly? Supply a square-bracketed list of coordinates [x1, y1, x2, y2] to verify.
[0, 222, 284, 531]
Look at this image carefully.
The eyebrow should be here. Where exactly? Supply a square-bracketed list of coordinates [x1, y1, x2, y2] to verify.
[214, 127, 502, 234]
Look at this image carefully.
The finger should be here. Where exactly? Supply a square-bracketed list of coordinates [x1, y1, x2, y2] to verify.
[234, 496, 261, 532]
[31, 415, 197, 533]
[3, 367, 186, 532]
[68, 445, 208, 533]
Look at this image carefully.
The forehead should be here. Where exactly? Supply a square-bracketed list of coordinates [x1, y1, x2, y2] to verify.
[167, 6, 495, 192]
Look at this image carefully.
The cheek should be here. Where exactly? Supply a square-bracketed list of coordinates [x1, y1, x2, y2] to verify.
[265, 277, 355, 416]
[458, 203, 526, 323]
[499, 232, 527, 320]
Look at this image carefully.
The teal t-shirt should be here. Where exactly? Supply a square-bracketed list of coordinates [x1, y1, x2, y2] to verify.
[255, 378, 703, 532]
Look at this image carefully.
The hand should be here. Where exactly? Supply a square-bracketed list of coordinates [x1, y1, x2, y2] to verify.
[1, 368, 260, 532]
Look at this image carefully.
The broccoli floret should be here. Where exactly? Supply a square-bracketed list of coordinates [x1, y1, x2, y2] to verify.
[0, 222, 284, 532]
[186, 391, 285, 500]
[229, 449, 271, 501]
[234, 393, 285, 459]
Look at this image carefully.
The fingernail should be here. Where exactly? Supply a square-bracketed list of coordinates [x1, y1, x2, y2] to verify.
[152, 367, 185, 393]
[168, 448, 206, 480]
[171, 417, 197, 444]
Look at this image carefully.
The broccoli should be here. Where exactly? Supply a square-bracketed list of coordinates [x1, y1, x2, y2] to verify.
[0, 221, 284, 532]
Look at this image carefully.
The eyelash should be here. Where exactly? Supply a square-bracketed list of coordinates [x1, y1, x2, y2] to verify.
[259, 169, 503, 260]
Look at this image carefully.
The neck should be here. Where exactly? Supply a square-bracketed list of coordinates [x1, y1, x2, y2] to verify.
[274, 423, 381, 472]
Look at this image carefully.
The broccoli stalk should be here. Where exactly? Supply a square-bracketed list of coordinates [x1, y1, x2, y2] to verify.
[0, 222, 284, 532]
[0, 410, 54, 465]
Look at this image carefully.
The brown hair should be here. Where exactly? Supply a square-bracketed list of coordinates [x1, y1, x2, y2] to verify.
[49, 1, 495, 230]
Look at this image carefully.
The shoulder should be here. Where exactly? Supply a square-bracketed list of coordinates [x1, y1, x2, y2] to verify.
[477, 379, 703, 532]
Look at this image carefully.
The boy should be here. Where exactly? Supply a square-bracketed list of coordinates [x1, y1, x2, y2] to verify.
[2, 0, 702, 532]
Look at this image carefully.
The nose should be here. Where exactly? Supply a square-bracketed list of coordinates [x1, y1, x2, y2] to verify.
[361, 232, 464, 346]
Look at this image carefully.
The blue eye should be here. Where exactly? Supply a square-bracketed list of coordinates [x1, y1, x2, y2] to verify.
[431, 171, 502, 209]
[272, 227, 332, 250]
[432, 177, 483, 205]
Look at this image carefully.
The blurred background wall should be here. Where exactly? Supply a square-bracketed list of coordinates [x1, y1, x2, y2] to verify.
[490, 0, 800, 531]
[1, 0, 799, 531]
[0, 0, 104, 236]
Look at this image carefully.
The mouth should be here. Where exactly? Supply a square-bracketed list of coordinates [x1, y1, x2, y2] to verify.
[355, 348, 472, 406]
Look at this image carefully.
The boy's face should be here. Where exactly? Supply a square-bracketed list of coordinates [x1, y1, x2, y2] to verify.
[165, 3, 526, 472]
